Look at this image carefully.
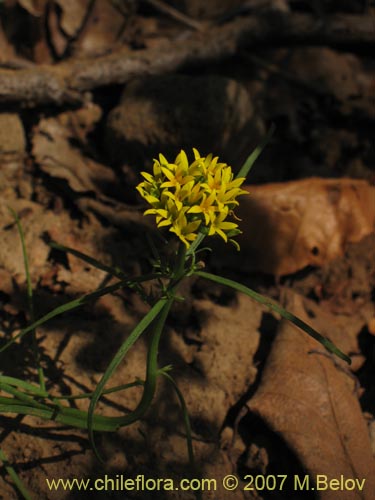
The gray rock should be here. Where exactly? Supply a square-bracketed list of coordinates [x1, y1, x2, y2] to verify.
[105, 74, 255, 170]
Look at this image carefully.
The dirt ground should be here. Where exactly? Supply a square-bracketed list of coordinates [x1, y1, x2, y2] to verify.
[0, 1, 375, 499]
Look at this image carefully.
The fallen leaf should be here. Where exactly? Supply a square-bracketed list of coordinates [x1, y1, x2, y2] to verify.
[54, 0, 90, 38]
[18, 0, 46, 17]
[46, 2, 69, 58]
[236, 178, 375, 276]
[248, 291, 375, 499]
[67, 0, 130, 58]
[0, 197, 109, 297]
[31, 105, 148, 228]
[32, 104, 118, 195]
[0, 198, 69, 282]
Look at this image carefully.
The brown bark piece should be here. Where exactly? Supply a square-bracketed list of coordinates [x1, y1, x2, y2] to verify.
[248, 291, 375, 499]
[236, 178, 375, 276]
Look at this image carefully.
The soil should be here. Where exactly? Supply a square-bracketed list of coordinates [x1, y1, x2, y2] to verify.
[0, 1, 374, 499]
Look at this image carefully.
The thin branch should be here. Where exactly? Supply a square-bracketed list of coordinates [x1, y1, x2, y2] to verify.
[0, 12, 373, 107]
[145, 0, 205, 31]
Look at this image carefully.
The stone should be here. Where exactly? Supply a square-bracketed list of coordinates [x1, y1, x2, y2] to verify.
[105, 74, 255, 170]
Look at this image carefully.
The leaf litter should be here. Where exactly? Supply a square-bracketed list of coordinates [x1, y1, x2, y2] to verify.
[247, 291, 375, 499]
[0, 1, 374, 498]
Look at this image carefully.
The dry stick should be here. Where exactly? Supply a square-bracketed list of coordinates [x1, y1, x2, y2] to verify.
[145, 0, 205, 31]
[0, 12, 374, 107]
[241, 51, 330, 99]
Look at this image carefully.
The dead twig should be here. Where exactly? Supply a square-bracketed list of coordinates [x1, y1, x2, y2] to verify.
[144, 0, 206, 31]
[0, 12, 374, 107]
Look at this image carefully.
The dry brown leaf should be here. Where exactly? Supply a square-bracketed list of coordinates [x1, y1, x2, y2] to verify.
[3, 1, 53, 63]
[31, 105, 147, 227]
[18, 0, 47, 16]
[68, 0, 128, 57]
[248, 291, 375, 499]
[54, 0, 90, 38]
[236, 178, 375, 276]
[0, 198, 75, 300]
[46, 2, 69, 58]
[31, 105, 117, 195]
[0, 197, 109, 297]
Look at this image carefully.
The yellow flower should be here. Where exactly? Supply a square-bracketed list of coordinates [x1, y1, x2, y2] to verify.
[169, 209, 202, 247]
[136, 149, 247, 248]
[208, 207, 238, 241]
[187, 191, 217, 225]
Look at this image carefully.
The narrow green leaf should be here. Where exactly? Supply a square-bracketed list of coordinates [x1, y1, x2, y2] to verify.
[186, 233, 206, 257]
[1, 271, 160, 353]
[0, 281, 126, 352]
[8, 207, 45, 391]
[196, 271, 351, 364]
[236, 123, 275, 179]
[8, 209, 33, 315]
[0, 383, 50, 410]
[162, 373, 195, 470]
[0, 448, 32, 500]
[0, 376, 48, 397]
[48, 240, 126, 279]
[52, 380, 144, 401]
[87, 298, 168, 460]
[0, 402, 121, 431]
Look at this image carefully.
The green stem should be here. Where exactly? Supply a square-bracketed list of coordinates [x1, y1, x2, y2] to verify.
[0, 399, 123, 431]
[0, 383, 50, 411]
[0, 448, 32, 500]
[0, 274, 159, 353]
[48, 240, 127, 279]
[196, 270, 350, 364]
[119, 298, 173, 427]
[174, 242, 187, 279]
[88, 243, 187, 461]
[136, 243, 187, 414]
[162, 373, 195, 471]
[9, 207, 45, 392]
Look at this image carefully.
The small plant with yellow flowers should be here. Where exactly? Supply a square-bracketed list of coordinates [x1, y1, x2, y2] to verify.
[1, 129, 350, 500]
[136, 149, 247, 249]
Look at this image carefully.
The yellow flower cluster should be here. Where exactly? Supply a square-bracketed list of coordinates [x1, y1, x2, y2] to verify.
[136, 149, 248, 248]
